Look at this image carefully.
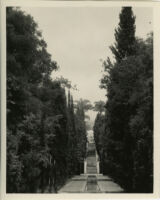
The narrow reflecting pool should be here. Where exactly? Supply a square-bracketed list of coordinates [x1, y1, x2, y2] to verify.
[85, 175, 100, 193]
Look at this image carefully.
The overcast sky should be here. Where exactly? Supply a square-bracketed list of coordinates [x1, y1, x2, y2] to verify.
[22, 6, 152, 122]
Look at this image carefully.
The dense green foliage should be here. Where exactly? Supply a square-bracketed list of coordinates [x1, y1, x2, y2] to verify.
[94, 7, 153, 192]
[7, 8, 87, 193]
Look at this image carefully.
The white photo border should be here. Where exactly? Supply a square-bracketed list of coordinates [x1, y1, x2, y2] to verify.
[1, 1, 160, 200]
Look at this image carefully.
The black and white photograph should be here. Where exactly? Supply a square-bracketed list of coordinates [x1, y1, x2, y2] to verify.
[1, 0, 160, 199]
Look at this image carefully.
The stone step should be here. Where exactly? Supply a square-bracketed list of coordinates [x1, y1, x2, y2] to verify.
[87, 161, 96, 164]
[87, 168, 97, 171]
[87, 170, 97, 173]
[87, 167, 97, 170]
[87, 168, 97, 170]
[81, 174, 103, 176]
[87, 164, 96, 167]
[87, 166, 96, 169]
[87, 157, 96, 161]
[87, 169, 97, 172]
[87, 171, 97, 174]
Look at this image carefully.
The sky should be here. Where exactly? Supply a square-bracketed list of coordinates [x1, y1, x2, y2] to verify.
[22, 6, 153, 122]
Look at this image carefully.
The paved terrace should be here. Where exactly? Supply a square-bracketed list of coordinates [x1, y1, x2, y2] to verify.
[58, 142, 123, 193]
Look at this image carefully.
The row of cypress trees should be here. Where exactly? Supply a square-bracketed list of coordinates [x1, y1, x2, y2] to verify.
[7, 7, 87, 193]
[94, 7, 153, 192]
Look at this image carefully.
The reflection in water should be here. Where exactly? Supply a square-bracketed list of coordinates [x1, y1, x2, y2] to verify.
[86, 175, 100, 193]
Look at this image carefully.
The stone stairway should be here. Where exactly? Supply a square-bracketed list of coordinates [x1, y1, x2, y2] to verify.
[87, 158, 97, 173]
[86, 143, 97, 174]
[58, 139, 124, 193]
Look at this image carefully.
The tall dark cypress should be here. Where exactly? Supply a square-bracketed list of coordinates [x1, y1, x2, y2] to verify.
[110, 7, 136, 62]
[70, 95, 76, 134]
[99, 6, 153, 192]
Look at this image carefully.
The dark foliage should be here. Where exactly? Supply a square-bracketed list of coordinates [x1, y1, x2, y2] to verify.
[7, 7, 87, 193]
[95, 7, 153, 193]
[110, 7, 136, 63]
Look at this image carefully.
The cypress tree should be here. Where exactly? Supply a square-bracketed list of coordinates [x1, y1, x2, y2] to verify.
[110, 7, 136, 62]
